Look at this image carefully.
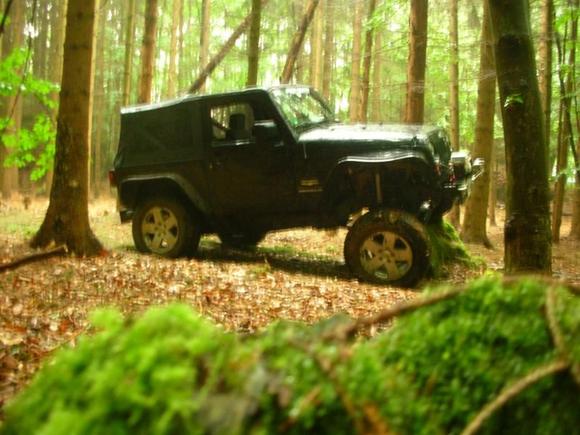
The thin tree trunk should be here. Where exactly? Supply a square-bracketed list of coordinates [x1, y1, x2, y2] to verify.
[538, 0, 554, 173]
[138, 0, 158, 104]
[280, 0, 319, 84]
[0, 0, 23, 199]
[461, 1, 495, 247]
[448, 0, 461, 226]
[92, 4, 106, 197]
[190, 0, 268, 94]
[309, 2, 323, 90]
[570, 137, 580, 238]
[404, 0, 428, 124]
[321, 0, 334, 100]
[198, 0, 211, 92]
[552, 3, 577, 242]
[122, 0, 136, 106]
[487, 142, 497, 226]
[370, 30, 382, 122]
[360, 0, 377, 123]
[246, 0, 262, 87]
[488, 0, 552, 274]
[31, 0, 102, 255]
[348, 0, 363, 122]
[166, 0, 181, 98]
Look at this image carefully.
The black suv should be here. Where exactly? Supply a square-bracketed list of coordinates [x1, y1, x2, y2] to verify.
[110, 86, 481, 287]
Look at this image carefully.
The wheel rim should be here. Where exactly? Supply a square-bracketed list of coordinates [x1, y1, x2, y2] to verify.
[141, 206, 180, 254]
[359, 231, 413, 281]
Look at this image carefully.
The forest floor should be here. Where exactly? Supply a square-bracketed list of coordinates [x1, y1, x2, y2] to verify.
[0, 196, 579, 414]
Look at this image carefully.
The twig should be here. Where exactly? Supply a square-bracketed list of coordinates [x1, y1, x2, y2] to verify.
[0, 245, 68, 273]
[545, 287, 580, 387]
[331, 287, 466, 340]
[0, 0, 14, 35]
[460, 359, 569, 435]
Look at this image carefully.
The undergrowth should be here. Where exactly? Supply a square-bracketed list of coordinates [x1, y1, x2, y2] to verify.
[1, 277, 578, 434]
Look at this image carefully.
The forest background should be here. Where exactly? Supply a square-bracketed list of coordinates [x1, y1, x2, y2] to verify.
[0, 0, 577, 240]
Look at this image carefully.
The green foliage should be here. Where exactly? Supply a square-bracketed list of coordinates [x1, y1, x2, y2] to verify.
[0, 48, 58, 180]
[2, 278, 579, 434]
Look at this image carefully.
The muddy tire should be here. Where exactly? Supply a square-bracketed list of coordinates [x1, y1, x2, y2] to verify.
[344, 209, 429, 288]
[132, 197, 200, 257]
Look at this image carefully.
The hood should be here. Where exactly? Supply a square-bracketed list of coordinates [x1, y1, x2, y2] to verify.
[298, 123, 451, 164]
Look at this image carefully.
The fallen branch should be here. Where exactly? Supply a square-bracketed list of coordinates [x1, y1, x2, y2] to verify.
[545, 287, 580, 387]
[0, 245, 68, 273]
[460, 359, 569, 435]
[331, 287, 466, 340]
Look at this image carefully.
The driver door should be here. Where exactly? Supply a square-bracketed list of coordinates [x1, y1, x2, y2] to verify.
[205, 99, 294, 217]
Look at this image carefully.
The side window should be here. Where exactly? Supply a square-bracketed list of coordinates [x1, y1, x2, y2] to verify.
[210, 103, 255, 145]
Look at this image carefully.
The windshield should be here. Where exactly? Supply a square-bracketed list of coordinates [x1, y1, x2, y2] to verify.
[270, 87, 334, 132]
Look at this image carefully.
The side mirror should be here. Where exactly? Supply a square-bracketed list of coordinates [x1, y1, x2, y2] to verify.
[253, 120, 279, 142]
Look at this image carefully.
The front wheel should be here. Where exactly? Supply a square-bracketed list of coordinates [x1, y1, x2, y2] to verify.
[132, 197, 200, 257]
[344, 209, 429, 288]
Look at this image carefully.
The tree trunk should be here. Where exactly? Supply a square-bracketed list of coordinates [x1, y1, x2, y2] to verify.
[198, 0, 211, 92]
[246, 0, 262, 87]
[31, 0, 102, 256]
[122, 0, 136, 106]
[138, 0, 158, 104]
[552, 2, 577, 242]
[348, 0, 363, 122]
[487, 0, 551, 274]
[91, 4, 106, 197]
[360, 0, 377, 123]
[166, 0, 181, 98]
[0, 0, 23, 199]
[321, 0, 334, 101]
[538, 0, 553, 173]
[280, 0, 319, 84]
[404, 0, 428, 124]
[570, 137, 580, 239]
[309, 2, 323, 90]
[487, 142, 497, 227]
[189, 0, 268, 94]
[461, 2, 495, 247]
[370, 30, 382, 122]
[447, 0, 460, 226]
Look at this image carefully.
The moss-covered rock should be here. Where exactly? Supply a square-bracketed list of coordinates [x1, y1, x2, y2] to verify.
[2, 277, 578, 434]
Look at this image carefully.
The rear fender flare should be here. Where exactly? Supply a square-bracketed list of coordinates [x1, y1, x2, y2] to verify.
[119, 174, 210, 216]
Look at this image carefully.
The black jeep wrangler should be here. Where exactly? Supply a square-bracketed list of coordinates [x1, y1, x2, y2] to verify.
[110, 86, 481, 287]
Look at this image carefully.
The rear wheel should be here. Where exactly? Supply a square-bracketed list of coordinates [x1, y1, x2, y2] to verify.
[344, 209, 429, 287]
[132, 197, 200, 257]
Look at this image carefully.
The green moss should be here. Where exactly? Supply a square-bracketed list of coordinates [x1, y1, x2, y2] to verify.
[426, 218, 482, 275]
[2, 278, 578, 435]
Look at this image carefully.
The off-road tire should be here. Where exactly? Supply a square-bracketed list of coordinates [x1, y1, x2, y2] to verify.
[344, 209, 429, 288]
[132, 197, 201, 258]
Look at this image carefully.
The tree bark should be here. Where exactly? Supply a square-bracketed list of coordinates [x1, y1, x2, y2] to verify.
[31, 0, 103, 256]
[122, 0, 136, 106]
[166, 0, 181, 98]
[0, 0, 23, 199]
[280, 0, 319, 84]
[91, 3, 106, 197]
[198, 0, 211, 92]
[461, 1, 495, 247]
[137, 0, 158, 104]
[570, 136, 580, 239]
[370, 30, 382, 122]
[487, 0, 551, 274]
[308, 1, 323, 90]
[189, 0, 268, 94]
[404, 0, 428, 124]
[538, 0, 553, 172]
[321, 0, 334, 100]
[360, 0, 377, 123]
[447, 0, 460, 226]
[246, 0, 262, 87]
[348, 0, 363, 122]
